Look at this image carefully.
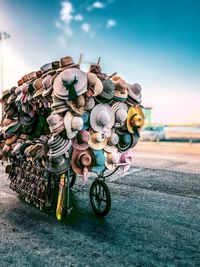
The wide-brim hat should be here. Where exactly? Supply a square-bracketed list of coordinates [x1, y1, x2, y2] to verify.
[44, 155, 70, 175]
[57, 56, 79, 73]
[67, 95, 85, 115]
[42, 74, 53, 97]
[47, 114, 64, 133]
[95, 79, 115, 103]
[127, 106, 144, 133]
[87, 72, 103, 97]
[111, 102, 128, 128]
[64, 111, 83, 139]
[72, 130, 90, 151]
[32, 78, 44, 98]
[91, 150, 106, 174]
[117, 133, 133, 152]
[84, 97, 95, 111]
[4, 122, 21, 134]
[127, 83, 142, 103]
[53, 68, 87, 100]
[90, 103, 114, 133]
[88, 130, 107, 150]
[103, 132, 119, 153]
[105, 151, 119, 170]
[48, 134, 71, 158]
[71, 148, 94, 180]
[119, 151, 133, 172]
[51, 106, 68, 114]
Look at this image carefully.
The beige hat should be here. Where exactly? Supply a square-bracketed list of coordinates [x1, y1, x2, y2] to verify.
[111, 102, 128, 128]
[86, 72, 103, 97]
[64, 111, 84, 139]
[67, 95, 85, 115]
[88, 130, 107, 150]
[57, 56, 79, 73]
[103, 132, 119, 153]
[33, 78, 44, 98]
[47, 114, 64, 134]
[105, 151, 119, 170]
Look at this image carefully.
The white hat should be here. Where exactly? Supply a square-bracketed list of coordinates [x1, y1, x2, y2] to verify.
[90, 103, 114, 133]
[103, 132, 119, 153]
[105, 151, 119, 170]
[64, 111, 84, 139]
[111, 102, 128, 128]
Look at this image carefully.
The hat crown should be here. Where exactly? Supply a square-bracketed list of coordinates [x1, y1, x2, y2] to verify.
[77, 130, 89, 143]
[85, 97, 95, 110]
[121, 152, 133, 164]
[60, 56, 74, 67]
[102, 80, 115, 94]
[43, 75, 52, 89]
[95, 152, 105, 166]
[115, 109, 127, 123]
[121, 134, 131, 145]
[97, 112, 110, 126]
[74, 95, 85, 108]
[47, 114, 63, 127]
[82, 112, 89, 123]
[71, 116, 83, 131]
[108, 153, 119, 164]
[130, 83, 141, 95]
[79, 153, 92, 167]
[109, 133, 119, 145]
[131, 114, 142, 127]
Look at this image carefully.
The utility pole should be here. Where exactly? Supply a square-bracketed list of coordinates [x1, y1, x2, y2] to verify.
[0, 31, 11, 119]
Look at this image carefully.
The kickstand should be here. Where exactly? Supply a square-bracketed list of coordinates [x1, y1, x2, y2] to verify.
[65, 168, 73, 216]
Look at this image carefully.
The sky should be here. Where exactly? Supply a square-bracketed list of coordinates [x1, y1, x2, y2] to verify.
[0, 0, 200, 124]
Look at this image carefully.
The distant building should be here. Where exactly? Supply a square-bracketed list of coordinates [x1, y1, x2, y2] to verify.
[142, 106, 152, 126]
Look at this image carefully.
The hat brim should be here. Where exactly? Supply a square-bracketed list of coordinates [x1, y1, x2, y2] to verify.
[71, 148, 94, 175]
[64, 111, 80, 139]
[127, 107, 144, 133]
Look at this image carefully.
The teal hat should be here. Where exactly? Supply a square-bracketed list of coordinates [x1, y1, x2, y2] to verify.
[5, 122, 21, 134]
[82, 112, 90, 130]
[117, 133, 133, 152]
[92, 150, 106, 174]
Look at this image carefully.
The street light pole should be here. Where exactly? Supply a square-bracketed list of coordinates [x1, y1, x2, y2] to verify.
[0, 31, 11, 119]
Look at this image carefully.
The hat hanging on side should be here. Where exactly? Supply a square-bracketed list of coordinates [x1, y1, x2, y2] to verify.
[32, 78, 44, 98]
[95, 79, 115, 103]
[111, 102, 128, 128]
[67, 95, 85, 115]
[72, 130, 90, 151]
[105, 151, 119, 170]
[90, 103, 114, 133]
[86, 72, 103, 97]
[127, 106, 144, 133]
[81, 112, 90, 130]
[42, 75, 53, 97]
[84, 96, 95, 111]
[64, 110, 83, 139]
[88, 130, 107, 150]
[47, 114, 65, 135]
[44, 155, 70, 175]
[47, 134, 71, 158]
[117, 133, 133, 152]
[57, 56, 79, 73]
[92, 150, 106, 173]
[127, 83, 142, 104]
[119, 151, 133, 172]
[103, 132, 119, 153]
[71, 148, 94, 181]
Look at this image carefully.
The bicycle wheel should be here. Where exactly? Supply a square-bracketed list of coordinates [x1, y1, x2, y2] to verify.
[90, 180, 111, 216]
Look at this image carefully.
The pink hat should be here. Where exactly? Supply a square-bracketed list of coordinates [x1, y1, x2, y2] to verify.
[72, 130, 90, 151]
[119, 151, 133, 172]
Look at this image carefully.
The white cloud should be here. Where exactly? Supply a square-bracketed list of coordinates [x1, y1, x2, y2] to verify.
[81, 23, 90, 32]
[106, 19, 116, 28]
[87, 1, 105, 11]
[57, 36, 66, 46]
[59, 1, 74, 36]
[74, 14, 84, 21]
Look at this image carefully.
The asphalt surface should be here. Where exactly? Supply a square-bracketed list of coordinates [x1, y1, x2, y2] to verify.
[0, 155, 200, 267]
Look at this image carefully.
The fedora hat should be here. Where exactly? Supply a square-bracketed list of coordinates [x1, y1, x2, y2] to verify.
[81, 112, 90, 130]
[40, 63, 52, 74]
[105, 151, 119, 170]
[47, 114, 64, 135]
[67, 95, 85, 115]
[57, 56, 79, 73]
[53, 68, 87, 101]
[114, 78, 128, 101]
[127, 106, 144, 133]
[119, 151, 133, 172]
[44, 155, 70, 175]
[112, 102, 128, 128]
[84, 96, 95, 111]
[103, 132, 119, 153]
[71, 148, 94, 181]
[42, 75, 53, 97]
[86, 72, 103, 97]
[89, 64, 107, 80]
[64, 111, 83, 139]
[88, 130, 107, 150]
[117, 133, 133, 152]
[90, 103, 114, 133]
[127, 83, 142, 104]
[95, 79, 115, 103]
[92, 150, 106, 174]
[48, 134, 71, 158]
[33, 78, 44, 98]
[72, 130, 90, 150]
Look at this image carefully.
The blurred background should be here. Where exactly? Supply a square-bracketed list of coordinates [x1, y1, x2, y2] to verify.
[0, 0, 200, 143]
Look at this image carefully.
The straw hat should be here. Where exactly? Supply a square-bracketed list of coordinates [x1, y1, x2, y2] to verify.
[88, 130, 107, 150]
[84, 96, 95, 111]
[71, 148, 94, 181]
[47, 114, 64, 135]
[64, 111, 84, 139]
[47, 134, 71, 158]
[103, 132, 119, 153]
[57, 56, 79, 73]
[72, 130, 90, 151]
[111, 102, 128, 128]
[127, 83, 142, 104]
[67, 95, 85, 115]
[92, 150, 106, 173]
[87, 72, 103, 96]
[42, 75, 53, 97]
[119, 151, 133, 172]
[53, 68, 87, 100]
[44, 155, 70, 175]
[105, 151, 119, 170]
[112, 76, 128, 101]
[90, 103, 114, 133]
[32, 78, 44, 98]
[127, 106, 144, 133]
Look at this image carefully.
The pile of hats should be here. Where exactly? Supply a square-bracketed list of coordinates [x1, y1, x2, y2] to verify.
[0, 56, 144, 181]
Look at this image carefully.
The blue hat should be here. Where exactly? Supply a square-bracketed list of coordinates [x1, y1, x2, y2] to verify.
[92, 150, 105, 173]
[117, 133, 133, 152]
[82, 112, 90, 130]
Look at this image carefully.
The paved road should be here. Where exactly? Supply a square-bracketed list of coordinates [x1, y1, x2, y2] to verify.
[0, 154, 200, 267]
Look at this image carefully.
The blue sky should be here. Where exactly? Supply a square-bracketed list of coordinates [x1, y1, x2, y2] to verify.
[1, 0, 200, 124]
